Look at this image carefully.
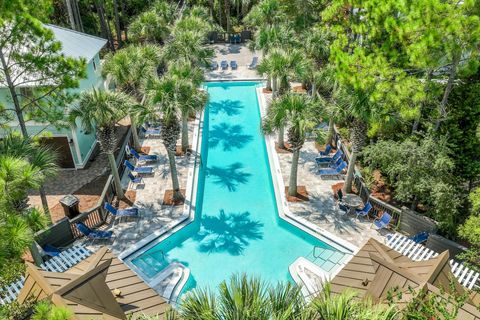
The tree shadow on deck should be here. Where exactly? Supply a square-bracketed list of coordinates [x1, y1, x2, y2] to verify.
[209, 123, 253, 151]
[193, 210, 264, 255]
[206, 162, 251, 191]
[209, 99, 243, 116]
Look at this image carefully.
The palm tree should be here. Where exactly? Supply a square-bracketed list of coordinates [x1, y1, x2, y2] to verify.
[129, 10, 169, 44]
[69, 89, 134, 199]
[264, 94, 317, 196]
[163, 28, 214, 68]
[261, 48, 311, 149]
[0, 133, 59, 221]
[149, 78, 184, 202]
[337, 88, 371, 194]
[175, 273, 310, 319]
[0, 156, 42, 213]
[168, 62, 208, 153]
[102, 44, 162, 150]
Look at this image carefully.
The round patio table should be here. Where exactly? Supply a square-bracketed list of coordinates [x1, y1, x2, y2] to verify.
[342, 194, 364, 215]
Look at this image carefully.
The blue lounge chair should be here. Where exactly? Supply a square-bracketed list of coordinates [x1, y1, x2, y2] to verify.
[355, 202, 373, 219]
[76, 223, 113, 240]
[131, 148, 158, 162]
[408, 231, 430, 244]
[211, 61, 218, 70]
[221, 60, 228, 70]
[372, 213, 392, 229]
[230, 61, 238, 70]
[315, 149, 343, 165]
[248, 57, 258, 69]
[43, 244, 61, 257]
[318, 161, 347, 176]
[141, 126, 160, 137]
[234, 34, 241, 43]
[128, 172, 144, 187]
[327, 156, 343, 169]
[104, 202, 139, 219]
[124, 160, 154, 174]
[319, 144, 332, 156]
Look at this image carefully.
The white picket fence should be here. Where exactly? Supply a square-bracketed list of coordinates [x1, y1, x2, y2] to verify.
[0, 245, 92, 305]
[386, 233, 479, 290]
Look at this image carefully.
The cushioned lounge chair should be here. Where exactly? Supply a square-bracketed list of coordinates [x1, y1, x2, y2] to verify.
[319, 144, 332, 156]
[211, 61, 218, 70]
[131, 148, 158, 162]
[124, 160, 154, 174]
[221, 60, 228, 70]
[315, 149, 343, 165]
[76, 223, 113, 240]
[230, 61, 238, 70]
[141, 126, 160, 137]
[318, 161, 347, 176]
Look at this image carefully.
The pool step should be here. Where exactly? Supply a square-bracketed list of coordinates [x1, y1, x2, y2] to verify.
[150, 262, 189, 303]
[306, 247, 349, 273]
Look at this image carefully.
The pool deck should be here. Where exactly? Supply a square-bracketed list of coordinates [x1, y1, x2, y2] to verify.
[206, 43, 261, 81]
[73, 45, 392, 295]
[260, 91, 392, 249]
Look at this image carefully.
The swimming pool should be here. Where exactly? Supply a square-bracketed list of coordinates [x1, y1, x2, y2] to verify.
[129, 81, 347, 296]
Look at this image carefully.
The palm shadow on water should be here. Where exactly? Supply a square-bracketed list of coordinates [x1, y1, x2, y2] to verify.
[206, 162, 251, 191]
[193, 210, 264, 256]
[209, 123, 253, 151]
[209, 99, 243, 116]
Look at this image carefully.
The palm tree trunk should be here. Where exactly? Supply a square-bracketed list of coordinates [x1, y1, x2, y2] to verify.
[39, 185, 52, 224]
[343, 150, 357, 194]
[181, 113, 189, 153]
[326, 118, 334, 146]
[224, 0, 231, 33]
[130, 117, 141, 150]
[277, 126, 285, 149]
[311, 82, 316, 97]
[288, 149, 300, 196]
[113, 0, 123, 48]
[107, 152, 124, 199]
[272, 76, 278, 98]
[209, 0, 214, 19]
[266, 77, 272, 91]
[435, 53, 460, 131]
[167, 149, 184, 201]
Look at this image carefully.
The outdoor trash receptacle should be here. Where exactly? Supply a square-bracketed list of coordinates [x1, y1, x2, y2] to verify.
[59, 195, 80, 219]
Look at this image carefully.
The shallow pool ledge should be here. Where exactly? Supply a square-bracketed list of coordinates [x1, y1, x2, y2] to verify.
[256, 88, 359, 255]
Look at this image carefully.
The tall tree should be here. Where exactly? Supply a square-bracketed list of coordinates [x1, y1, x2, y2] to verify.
[102, 44, 162, 149]
[69, 89, 134, 199]
[264, 93, 318, 197]
[0, 17, 85, 138]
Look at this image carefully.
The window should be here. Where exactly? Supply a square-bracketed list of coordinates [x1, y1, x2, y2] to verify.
[92, 59, 97, 71]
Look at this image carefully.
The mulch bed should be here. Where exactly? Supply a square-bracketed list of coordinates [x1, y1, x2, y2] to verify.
[292, 85, 307, 93]
[140, 146, 151, 154]
[163, 189, 186, 206]
[112, 190, 137, 209]
[262, 88, 272, 93]
[176, 145, 192, 156]
[285, 186, 309, 202]
[275, 143, 293, 154]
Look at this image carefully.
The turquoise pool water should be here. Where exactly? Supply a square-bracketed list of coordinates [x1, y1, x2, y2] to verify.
[130, 82, 345, 295]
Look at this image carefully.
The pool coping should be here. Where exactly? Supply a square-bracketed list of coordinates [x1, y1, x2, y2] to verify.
[119, 82, 358, 286]
[256, 88, 359, 255]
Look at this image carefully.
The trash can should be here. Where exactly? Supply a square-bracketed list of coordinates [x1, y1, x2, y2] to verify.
[59, 195, 80, 219]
